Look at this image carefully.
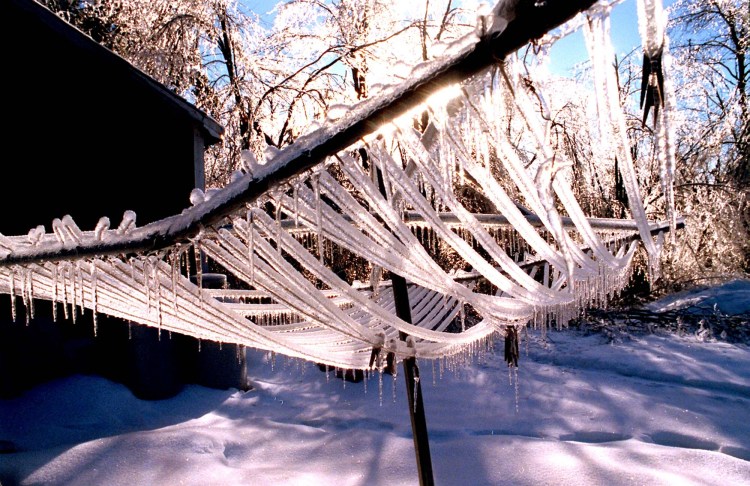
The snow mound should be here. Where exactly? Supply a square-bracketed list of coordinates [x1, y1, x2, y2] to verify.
[647, 279, 750, 315]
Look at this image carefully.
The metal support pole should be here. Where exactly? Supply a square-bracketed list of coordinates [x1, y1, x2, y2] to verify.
[368, 148, 434, 485]
[392, 274, 434, 486]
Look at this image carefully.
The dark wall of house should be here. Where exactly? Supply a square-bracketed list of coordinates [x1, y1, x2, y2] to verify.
[1, 1, 197, 236]
[0, 1, 246, 401]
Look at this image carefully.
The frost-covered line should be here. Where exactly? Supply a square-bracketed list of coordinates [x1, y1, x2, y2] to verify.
[247, 211, 497, 345]
[397, 123, 577, 300]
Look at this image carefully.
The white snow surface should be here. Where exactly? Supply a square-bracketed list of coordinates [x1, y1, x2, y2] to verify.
[2, 281, 749, 486]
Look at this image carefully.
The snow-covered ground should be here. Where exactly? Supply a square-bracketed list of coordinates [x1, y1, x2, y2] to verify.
[1, 280, 749, 485]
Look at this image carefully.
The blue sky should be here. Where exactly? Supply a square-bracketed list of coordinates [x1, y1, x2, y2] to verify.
[241, 0, 279, 27]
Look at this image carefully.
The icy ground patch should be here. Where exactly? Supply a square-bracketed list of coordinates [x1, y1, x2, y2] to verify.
[1, 281, 749, 485]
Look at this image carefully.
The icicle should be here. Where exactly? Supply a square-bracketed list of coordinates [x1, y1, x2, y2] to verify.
[62, 264, 69, 321]
[27, 225, 44, 246]
[656, 36, 678, 242]
[52, 264, 58, 322]
[61, 215, 83, 244]
[26, 267, 35, 322]
[413, 367, 420, 414]
[181, 247, 190, 280]
[310, 173, 325, 264]
[382, 160, 393, 202]
[536, 156, 576, 289]
[584, 15, 661, 279]
[243, 209, 254, 285]
[392, 369, 397, 403]
[378, 367, 384, 406]
[194, 240, 203, 291]
[71, 263, 78, 324]
[91, 260, 98, 336]
[513, 366, 520, 413]
[170, 249, 179, 314]
[116, 210, 136, 235]
[406, 337, 420, 414]
[152, 257, 162, 338]
[51, 218, 67, 245]
[275, 198, 283, 254]
[144, 259, 152, 312]
[78, 262, 85, 317]
[20, 269, 29, 324]
[7, 270, 16, 322]
[370, 265, 383, 299]
[636, 0, 665, 58]
[504, 325, 519, 368]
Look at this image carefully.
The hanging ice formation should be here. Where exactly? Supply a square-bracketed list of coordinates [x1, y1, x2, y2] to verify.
[0, 0, 679, 373]
[635, 0, 677, 241]
[582, 7, 661, 281]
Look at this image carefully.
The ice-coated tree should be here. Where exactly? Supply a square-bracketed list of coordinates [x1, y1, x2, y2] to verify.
[658, 0, 749, 288]
[670, 0, 748, 186]
[493, 0, 749, 292]
[40, 0, 749, 290]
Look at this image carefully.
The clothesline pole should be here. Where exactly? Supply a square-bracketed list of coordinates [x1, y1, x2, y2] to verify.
[393, 275, 434, 486]
[369, 148, 434, 485]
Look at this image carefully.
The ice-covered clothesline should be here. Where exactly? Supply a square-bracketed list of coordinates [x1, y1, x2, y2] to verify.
[0, 65, 644, 369]
[0, 0, 679, 371]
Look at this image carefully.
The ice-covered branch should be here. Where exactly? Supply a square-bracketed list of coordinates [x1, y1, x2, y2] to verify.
[0, 0, 598, 267]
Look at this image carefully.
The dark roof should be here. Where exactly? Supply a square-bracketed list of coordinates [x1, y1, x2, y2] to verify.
[5, 0, 224, 145]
